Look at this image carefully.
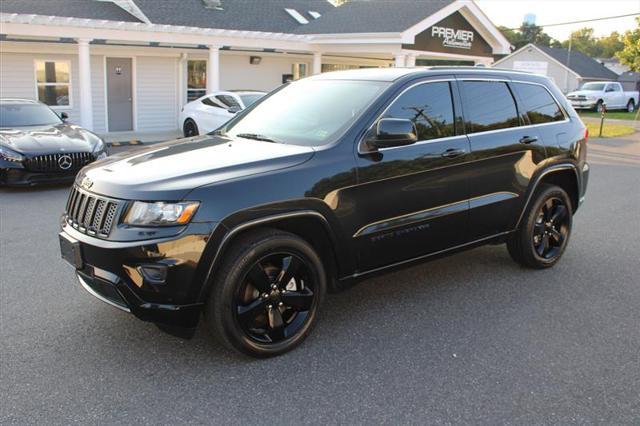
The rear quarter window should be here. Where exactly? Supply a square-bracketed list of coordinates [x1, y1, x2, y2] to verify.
[511, 82, 565, 124]
[460, 81, 520, 134]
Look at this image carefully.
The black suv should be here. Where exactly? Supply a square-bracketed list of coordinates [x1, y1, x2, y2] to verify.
[59, 68, 589, 357]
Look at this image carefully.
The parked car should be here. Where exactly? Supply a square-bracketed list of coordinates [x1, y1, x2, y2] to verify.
[566, 81, 639, 112]
[1, 99, 108, 186]
[59, 68, 589, 358]
[179, 90, 266, 137]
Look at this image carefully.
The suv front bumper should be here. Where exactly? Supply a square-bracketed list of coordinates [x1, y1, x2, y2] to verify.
[59, 222, 217, 329]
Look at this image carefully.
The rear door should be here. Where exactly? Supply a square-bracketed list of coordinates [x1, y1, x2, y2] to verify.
[352, 78, 472, 271]
[458, 78, 546, 240]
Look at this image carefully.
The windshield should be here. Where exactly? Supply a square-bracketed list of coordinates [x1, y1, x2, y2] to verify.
[580, 83, 605, 91]
[239, 94, 264, 107]
[0, 103, 62, 127]
[225, 79, 389, 146]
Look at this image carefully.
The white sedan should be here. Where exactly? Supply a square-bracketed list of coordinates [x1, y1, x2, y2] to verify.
[179, 90, 266, 137]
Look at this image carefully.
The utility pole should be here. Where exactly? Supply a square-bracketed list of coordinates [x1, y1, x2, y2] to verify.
[564, 35, 572, 93]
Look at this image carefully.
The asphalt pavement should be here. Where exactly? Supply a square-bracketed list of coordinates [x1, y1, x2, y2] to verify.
[1, 136, 639, 424]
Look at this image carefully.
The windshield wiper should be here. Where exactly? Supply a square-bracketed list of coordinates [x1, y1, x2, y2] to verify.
[235, 133, 281, 143]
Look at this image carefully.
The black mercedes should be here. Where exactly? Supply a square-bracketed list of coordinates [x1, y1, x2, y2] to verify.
[0, 99, 108, 186]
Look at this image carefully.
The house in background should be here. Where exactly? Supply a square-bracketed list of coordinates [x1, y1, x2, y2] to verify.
[618, 71, 640, 92]
[0, 0, 511, 135]
[493, 43, 619, 93]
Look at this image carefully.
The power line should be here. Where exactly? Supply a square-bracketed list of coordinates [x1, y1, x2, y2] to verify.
[507, 12, 640, 30]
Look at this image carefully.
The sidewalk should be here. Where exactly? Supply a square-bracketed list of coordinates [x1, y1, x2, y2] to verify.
[99, 130, 183, 146]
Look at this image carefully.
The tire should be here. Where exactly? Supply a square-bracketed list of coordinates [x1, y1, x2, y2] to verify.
[507, 184, 573, 269]
[183, 119, 199, 137]
[595, 100, 604, 113]
[204, 228, 327, 358]
[627, 99, 635, 113]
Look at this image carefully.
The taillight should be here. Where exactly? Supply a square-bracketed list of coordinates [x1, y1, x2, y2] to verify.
[584, 128, 589, 142]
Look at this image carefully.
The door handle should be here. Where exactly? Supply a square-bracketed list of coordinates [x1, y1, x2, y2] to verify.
[441, 148, 466, 158]
[519, 136, 539, 144]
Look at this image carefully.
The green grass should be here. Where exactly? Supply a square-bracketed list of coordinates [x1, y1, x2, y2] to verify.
[579, 111, 639, 121]
[586, 122, 636, 138]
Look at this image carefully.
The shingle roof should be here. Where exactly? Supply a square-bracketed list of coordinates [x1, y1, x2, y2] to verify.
[535, 45, 619, 80]
[0, 0, 142, 22]
[294, 0, 452, 34]
[133, 0, 336, 33]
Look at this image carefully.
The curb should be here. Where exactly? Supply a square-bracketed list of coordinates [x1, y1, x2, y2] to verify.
[106, 140, 144, 147]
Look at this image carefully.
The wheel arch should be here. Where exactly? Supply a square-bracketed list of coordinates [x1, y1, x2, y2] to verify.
[515, 164, 580, 229]
[195, 210, 351, 304]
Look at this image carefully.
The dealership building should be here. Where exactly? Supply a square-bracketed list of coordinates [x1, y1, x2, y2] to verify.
[0, 0, 510, 135]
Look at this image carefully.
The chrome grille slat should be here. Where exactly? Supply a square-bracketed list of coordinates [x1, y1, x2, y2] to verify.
[64, 186, 121, 238]
[24, 152, 95, 172]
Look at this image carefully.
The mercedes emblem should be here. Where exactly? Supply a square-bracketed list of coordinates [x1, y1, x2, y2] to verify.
[58, 154, 73, 170]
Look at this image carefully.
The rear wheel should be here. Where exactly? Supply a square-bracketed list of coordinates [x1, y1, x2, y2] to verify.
[183, 119, 199, 137]
[507, 184, 572, 269]
[205, 229, 326, 358]
[627, 99, 635, 113]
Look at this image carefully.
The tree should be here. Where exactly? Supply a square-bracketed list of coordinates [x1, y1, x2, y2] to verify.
[562, 27, 599, 56]
[616, 17, 640, 71]
[498, 23, 556, 50]
[597, 32, 624, 58]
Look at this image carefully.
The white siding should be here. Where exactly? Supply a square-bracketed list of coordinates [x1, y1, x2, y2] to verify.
[220, 55, 304, 91]
[0, 51, 108, 130]
[136, 56, 178, 131]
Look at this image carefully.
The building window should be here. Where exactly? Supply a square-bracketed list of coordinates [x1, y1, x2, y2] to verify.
[292, 63, 307, 80]
[35, 60, 71, 107]
[187, 60, 207, 101]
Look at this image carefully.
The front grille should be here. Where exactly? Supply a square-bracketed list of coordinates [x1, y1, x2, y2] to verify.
[65, 186, 122, 238]
[25, 152, 94, 172]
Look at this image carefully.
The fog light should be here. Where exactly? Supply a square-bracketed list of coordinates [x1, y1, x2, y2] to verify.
[137, 264, 168, 285]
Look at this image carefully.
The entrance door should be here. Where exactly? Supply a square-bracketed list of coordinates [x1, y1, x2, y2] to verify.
[106, 58, 133, 131]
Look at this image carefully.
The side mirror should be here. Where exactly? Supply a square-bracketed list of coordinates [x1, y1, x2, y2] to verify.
[228, 106, 242, 114]
[59, 112, 69, 121]
[367, 118, 418, 150]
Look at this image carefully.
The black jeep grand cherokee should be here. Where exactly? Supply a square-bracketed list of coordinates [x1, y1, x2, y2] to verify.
[60, 68, 589, 357]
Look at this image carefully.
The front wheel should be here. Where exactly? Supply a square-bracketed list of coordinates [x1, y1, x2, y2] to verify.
[205, 229, 326, 357]
[183, 119, 199, 137]
[627, 99, 636, 113]
[595, 100, 604, 113]
[507, 184, 573, 269]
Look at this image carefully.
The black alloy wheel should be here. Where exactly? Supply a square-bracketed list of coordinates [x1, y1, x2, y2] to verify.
[235, 253, 317, 343]
[183, 119, 199, 137]
[507, 184, 573, 269]
[205, 229, 326, 357]
[532, 197, 570, 260]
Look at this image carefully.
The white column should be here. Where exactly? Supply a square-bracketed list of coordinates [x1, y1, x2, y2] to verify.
[77, 38, 94, 130]
[405, 54, 417, 68]
[312, 52, 322, 75]
[207, 45, 220, 93]
[394, 54, 406, 68]
[178, 53, 187, 109]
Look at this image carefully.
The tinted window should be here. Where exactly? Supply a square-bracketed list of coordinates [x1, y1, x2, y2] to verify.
[201, 97, 222, 108]
[0, 103, 62, 127]
[216, 95, 241, 109]
[239, 94, 263, 107]
[382, 82, 455, 141]
[512, 83, 564, 124]
[461, 81, 519, 134]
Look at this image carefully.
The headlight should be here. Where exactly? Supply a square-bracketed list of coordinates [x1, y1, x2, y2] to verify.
[92, 139, 108, 160]
[0, 145, 25, 163]
[124, 201, 200, 226]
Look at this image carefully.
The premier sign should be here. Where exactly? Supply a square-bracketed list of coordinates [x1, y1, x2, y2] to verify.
[431, 26, 474, 50]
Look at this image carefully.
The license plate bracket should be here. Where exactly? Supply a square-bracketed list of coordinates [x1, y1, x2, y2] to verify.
[59, 232, 83, 269]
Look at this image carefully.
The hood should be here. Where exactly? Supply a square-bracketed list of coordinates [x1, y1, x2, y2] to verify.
[567, 90, 599, 97]
[0, 123, 100, 154]
[78, 135, 315, 200]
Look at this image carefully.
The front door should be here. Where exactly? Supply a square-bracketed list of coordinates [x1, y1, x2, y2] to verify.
[352, 79, 471, 272]
[106, 58, 133, 132]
